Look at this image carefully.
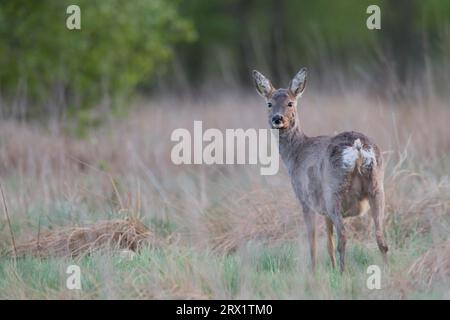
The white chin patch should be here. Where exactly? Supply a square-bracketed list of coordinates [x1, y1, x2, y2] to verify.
[272, 123, 286, 129]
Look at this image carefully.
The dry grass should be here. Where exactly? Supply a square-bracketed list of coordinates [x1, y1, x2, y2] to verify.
[407, 240, 450, 289]
[8, 218, 158, 259]
[0, 86, 449, 299]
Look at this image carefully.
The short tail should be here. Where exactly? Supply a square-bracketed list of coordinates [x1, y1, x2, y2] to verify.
[342, 139, 377, 173]
[353, 139, 364, 173]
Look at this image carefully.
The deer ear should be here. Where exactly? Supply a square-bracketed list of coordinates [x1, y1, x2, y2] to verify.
[252, 70, 274, 98]
[289, 68, 307, 98]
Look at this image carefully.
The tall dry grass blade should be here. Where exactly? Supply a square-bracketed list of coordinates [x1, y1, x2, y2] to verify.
[109, 175, 125, 213]
[0, 182, 17, 259]
[37, 214, 42, 256]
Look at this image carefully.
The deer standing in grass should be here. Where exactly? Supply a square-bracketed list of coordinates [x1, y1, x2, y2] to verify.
[252, 68, 388, 272]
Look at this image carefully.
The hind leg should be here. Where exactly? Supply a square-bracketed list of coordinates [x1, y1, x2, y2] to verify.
[325, 201, 347, 273]
[325, 194, 347, 273]
[325, 217, 336, 269]
[369, 189, 388, 264]
[331, 213, 346, 273]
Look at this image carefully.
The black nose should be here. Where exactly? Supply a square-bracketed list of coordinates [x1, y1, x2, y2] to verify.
[272, 115, 284, 124]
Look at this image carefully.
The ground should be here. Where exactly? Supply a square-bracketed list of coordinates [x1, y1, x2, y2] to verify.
[1, 90, 449, 299]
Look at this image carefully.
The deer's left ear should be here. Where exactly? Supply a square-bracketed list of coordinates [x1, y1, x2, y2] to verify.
[289, 68, 307, 99]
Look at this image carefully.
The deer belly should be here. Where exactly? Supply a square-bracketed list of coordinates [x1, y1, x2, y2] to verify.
[342, 197, 370, 217]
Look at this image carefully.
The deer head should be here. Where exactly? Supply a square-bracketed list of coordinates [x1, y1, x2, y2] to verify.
[252, 68, 307, 130]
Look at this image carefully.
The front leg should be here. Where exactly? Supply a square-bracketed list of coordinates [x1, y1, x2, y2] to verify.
[302, 206, 317, 271]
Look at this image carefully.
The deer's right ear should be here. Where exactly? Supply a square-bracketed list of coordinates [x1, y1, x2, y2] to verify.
[252, 70, 273, 99]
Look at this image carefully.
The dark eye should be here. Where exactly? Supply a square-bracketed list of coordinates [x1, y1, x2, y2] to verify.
[267, 102, 272, 108]
[287, 102, 293, 107]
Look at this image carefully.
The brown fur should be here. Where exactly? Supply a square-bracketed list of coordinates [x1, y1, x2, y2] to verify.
[253, 68, 388, 272]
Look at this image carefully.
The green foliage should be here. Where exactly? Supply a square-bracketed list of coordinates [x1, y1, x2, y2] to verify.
[349, 244, 375, 267]
[0, 0, 195, 114]
[178, 0, 450, 84]
[149, 217, 177, 238]
[0, 236, 446, 299]
[179, 0, 381, 82]
[1, 0, 449, 118]
[256, 244, 296, 273]
[221, 254, 240, 297]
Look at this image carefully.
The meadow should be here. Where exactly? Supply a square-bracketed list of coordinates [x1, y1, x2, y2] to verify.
[0, 83, 450, 299]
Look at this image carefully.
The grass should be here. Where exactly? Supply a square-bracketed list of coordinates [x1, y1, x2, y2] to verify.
[0, 85, 450, 299]
[0, 240, 439, 299]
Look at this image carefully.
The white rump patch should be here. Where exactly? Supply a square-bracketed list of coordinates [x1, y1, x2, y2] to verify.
[342, 145, 359, 170]
[342, 138, 377, 172]
[360, 146, 377, 168]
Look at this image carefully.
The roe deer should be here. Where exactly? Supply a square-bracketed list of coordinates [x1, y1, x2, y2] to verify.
[252, 68, 388, 272]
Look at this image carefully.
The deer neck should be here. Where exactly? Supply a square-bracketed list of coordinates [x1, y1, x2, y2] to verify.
[277, 121, 306, 170]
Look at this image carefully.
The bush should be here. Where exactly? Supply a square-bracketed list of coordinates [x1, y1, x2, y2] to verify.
[0, 0, 195, 117]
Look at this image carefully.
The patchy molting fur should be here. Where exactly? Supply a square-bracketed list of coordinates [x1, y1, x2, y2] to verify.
[252, 68, 388, 272]
[342, 138, 377, 173]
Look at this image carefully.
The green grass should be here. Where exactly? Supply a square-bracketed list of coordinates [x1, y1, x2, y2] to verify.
[0, 238, 441, 299]
[0, 93, 449, 299]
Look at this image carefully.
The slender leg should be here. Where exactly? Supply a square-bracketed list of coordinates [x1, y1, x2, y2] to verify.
[327, 199, 346, 273]
[325, 217, 336, 269]
[334, 215, 346, 273]
[303, 208, 317, 271]
[369, 190, 388, 264]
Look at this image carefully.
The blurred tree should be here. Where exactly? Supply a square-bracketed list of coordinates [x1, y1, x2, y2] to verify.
[0, 0, 195, 118]
[1, 0, 449, 117]
[178, 0, 381, 86]
[176, 0, 450, 91]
